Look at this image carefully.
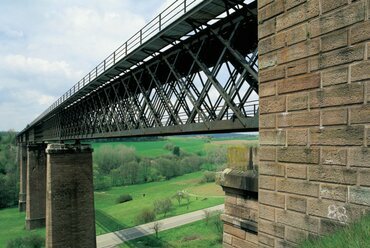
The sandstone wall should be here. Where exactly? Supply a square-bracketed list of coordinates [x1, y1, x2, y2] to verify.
[258, 0, 370, 246]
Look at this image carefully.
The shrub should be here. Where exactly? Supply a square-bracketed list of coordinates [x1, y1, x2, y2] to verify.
[201, 171, 216, 183]
[135, 208, 156, 224]
[163, 142, 174, 151]
[153, 198, 173, 217]
[7, 235, 44, 248]
[116, 194, 133, 204]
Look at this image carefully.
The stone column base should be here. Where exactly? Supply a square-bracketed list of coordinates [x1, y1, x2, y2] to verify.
[18, 200, 26, 212]
[26, 218, 45, 230]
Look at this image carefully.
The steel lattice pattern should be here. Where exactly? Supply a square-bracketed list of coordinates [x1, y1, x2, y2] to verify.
[24, 1, 259, 142]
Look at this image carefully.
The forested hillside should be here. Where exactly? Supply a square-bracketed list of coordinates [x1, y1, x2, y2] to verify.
[0, 131, 18, 209]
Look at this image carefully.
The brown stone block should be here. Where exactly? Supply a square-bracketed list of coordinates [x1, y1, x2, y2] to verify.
[260, 95, 286, 114]
[351, 61, 370, 82]
[286, 163, 308, 178]
[259, 233, 275, 247]
[236, 196, 258, 210]
[225, 195, 237, 205]
[259, 219, 285, 238]
[320, 218, 346, 234]
[278, 146, 320, 164]
[260, 190, 285, 208]
[287, 195, 307, 213]
[277, 73, 320, 94]
[260, 130, 286, 145]
[309, 165, 357, 184]
[258, 0, 285, 23]
[260, 114, 276, 129]
[260, 81, 276, 97]
[259, 161, 285, 176]
[260, 65, 286, 83]
[321, 147, 347, 166]
[260, 52, 278, 70]
[349, 186, 370, 205]
[287, 59, 309, 77]
[321, 0, 348, 14]
[277, 178, 319, 197]
[285, 0, 306, 10]
[308, 198, 366, 221]
[350, 104, 370, 124]
[233, 236, 258, 248]
[275, 239, 297, 248]
[260, 175, 276, 190]
[321, 29, 348, 52]
[259, 33, 286, 55]
[318, 44, 364, 69]
[309, 1, 365, 37]
[351, 20, 370, 44]
[259, 18, 276, 39]
[286, 23, 308, 46]
[320, 183, 348, 202]
[322, 108, 348, 126]
[310, 126, 364, 146]
[285, 226, 308, 244]
[276, 209, 319, 232]
[259, 146, 276, 161]
[224, 223, 245, 240]
[223, 232, 232, 245]
[310, 83, 364, 108]
[259, 204, 275, 221]
[348, 147, 370, 167]
[359, 169, 370, 186]
[278, 110, 320, 127]
[258, 0, 274, 9]
[322, 66, 348, 87]
[276, 0, 319, 31]
[287, 128, 308, 146]
[287, 92, 309, 111]
[277, 39, 319, 64]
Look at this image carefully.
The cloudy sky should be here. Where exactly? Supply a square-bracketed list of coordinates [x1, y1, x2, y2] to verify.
[0, 0, 173, 131]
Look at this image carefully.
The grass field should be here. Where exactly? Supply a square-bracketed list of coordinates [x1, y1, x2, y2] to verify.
[95, 171, 224, 235]
[0, 208, 44, 247]
[0, 136, 259, 246]
[92, 137, 209, 157]
[0, 172, 223, 246]
[120, 215, 223, 248]
[299, 214, 370, 248]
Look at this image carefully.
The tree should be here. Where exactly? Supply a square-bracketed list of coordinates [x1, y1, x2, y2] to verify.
[135, 208, 156, 225]
[173, 191, 184, 206]
[152, 222, 162, 239]
[203, 209, 211, 225]
[172, 146, 180, 156]
[183, 192, 191, 210]
[153, 198, 173, 217]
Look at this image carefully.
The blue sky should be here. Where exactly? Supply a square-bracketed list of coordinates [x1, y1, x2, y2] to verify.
[0, 0, 172, 131]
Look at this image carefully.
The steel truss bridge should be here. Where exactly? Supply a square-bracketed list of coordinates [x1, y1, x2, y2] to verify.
[18, 0, 258, 143]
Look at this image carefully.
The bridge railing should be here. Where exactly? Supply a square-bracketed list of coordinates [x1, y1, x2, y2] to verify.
[32, 0, 203, 127]
[160, 100, 259, 125]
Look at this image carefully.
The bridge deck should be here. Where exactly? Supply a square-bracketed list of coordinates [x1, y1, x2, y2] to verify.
[18, 0, 258, 143]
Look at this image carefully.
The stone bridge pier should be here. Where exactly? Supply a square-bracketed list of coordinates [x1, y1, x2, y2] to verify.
[18, 143, 27, 212]
[26, 143, 47, 229]
[18, 142, 97, 247]
[45, 143, 96, 248]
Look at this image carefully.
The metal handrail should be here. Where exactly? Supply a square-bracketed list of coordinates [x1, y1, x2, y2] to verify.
[33, 0, 203, 126]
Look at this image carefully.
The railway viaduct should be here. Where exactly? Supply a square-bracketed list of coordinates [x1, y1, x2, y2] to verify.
[16, 0, 370, 247]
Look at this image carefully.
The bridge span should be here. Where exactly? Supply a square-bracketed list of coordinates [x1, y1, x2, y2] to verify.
[15, 0, 370, 247]
[16, 0, 259, 247]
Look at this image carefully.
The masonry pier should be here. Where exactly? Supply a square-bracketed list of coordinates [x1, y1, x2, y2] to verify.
[26, 143, 47, 229]
[45, 143, 96, 248]
[18, 143, 27, 212]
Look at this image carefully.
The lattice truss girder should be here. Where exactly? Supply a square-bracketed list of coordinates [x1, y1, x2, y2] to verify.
[44, 4, 258, 140]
